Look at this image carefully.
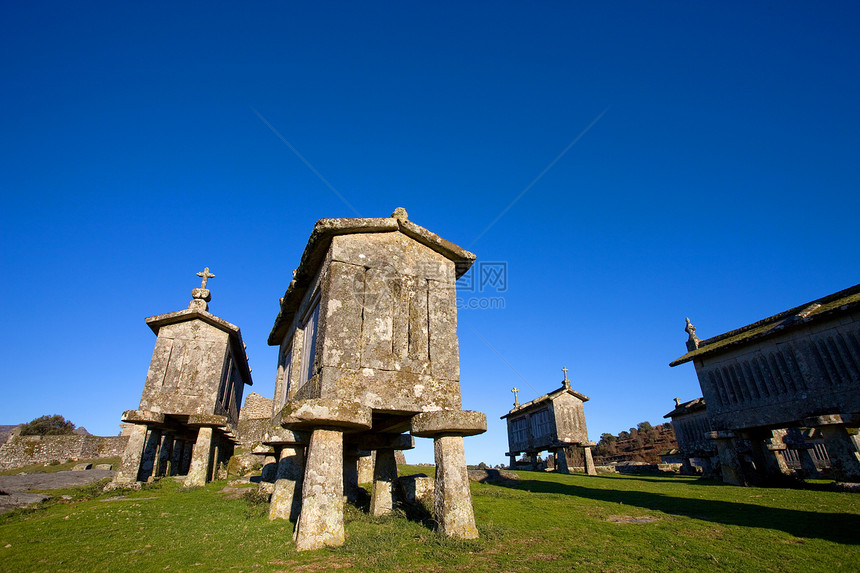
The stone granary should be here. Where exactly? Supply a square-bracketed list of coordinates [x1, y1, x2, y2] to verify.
[501, 367, 596, 475]
[670, 283, 860, 485]
[265, 208, 486, 551]
[662, 397, 716, 475]
[112, 268, 253, 487]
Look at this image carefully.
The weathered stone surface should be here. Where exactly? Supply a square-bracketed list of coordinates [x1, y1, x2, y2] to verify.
[71, 463, 92, 471]
[357, 433, 414, 451]
[467, 469, 520, 484]
[411, 410, 486, 438]
[280, 399, 371, 431]
[113, 423, 148, 484]
[294, 429, 345, 551]
[121, 410, 165, 424]
[433, 435, 478, 539]
[396, 474, 434, 504]
[0, 435, 127, 472]
[187, 414, 229, 428]
[369, 449, 398, 516]
[95, 463, 113, 471]
[184, 427, 214, 487]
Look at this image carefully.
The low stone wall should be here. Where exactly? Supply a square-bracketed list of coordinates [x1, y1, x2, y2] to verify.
[0, 435, 128, 471]
[236, 417, 272, 449]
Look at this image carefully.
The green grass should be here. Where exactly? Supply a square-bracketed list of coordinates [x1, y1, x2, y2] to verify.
[0, 457, 121, 476]
[1, 467, 858, 572]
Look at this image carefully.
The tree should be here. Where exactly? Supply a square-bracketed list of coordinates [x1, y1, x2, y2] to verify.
[18, 415, 76, 436]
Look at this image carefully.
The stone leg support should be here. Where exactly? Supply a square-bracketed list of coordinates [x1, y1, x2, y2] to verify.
[819, 425, 860, 482]
[269, 446, 305, 521]
[555, 448, 570, 474]
[113, 423, 148, 484]
[184, 427, 214, 487]
[433, 436, 479, 540]
[139, 428, 162, 482]
[343, 448, 361, 504]
[508, 454, 516, 470]
[583, 446, 597, 476]
[157, 434, 174, 477]
[714, 436, 746, 486]
[294, 429, 345, 551]
[261, 454, 278, 483]
[370, 449, 398, 516]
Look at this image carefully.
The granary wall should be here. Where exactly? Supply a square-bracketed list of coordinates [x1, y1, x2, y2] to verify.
[550, 393, 589, 444]
[671, 409, 713, 456]
[695, 313, 860, 431]
[0, 434, 128, 470]
[138, 321, 230, 417]
[277, 232, 462, 414]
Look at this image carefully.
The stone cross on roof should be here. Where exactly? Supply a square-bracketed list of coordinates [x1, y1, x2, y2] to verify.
[197, 267, 215, 289]
[511, 387, 520, 407]
[562, 366, 571, 389]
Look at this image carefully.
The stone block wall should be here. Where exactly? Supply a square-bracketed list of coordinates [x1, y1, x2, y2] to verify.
[0, 435, 128, 471]
[239, 392, 274, 421]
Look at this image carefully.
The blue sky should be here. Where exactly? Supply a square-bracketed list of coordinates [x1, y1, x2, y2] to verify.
[2, 2, 858, 465]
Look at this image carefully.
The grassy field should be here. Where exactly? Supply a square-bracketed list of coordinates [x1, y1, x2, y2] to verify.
[1, 467, 858, 572]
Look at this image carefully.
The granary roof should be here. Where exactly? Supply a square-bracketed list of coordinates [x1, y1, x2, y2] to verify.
[268, 209, 477, 346]
[499, 384, 589, 419]
[663, 397, 706, 419]
[145, 308, 253, 386]
[669, 283, 860, 367]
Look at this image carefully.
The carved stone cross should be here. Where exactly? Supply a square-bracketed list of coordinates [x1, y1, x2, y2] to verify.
[196, 267, 215, 289]
[511, 387, 520, 406]
[561, 366, 569, 381]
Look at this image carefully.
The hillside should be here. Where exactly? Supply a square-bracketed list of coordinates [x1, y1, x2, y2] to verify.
[594, 421, 678, 465]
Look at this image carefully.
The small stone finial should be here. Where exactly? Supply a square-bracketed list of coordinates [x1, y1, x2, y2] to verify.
[190, 266, 214, 311]
[685, 317, 701, 351]
[197, 267, 215, 289]
[511, 387, 520, 407]
[674, 397, 681, 407]
[561, 366, 571, 389]
[390, 207, 408, 221]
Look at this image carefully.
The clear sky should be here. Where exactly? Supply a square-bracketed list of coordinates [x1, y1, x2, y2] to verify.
[2, 2, 858, 465]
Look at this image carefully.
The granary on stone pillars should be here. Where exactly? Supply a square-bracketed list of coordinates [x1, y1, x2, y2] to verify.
[112, 268, 253, 488]
[670, 283, 860, 485]
[265, 208, 486, 551]
[501, 367, 596, 475]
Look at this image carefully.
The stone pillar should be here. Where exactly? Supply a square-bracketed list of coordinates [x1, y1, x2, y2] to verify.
[711, 431, 746, 486]
[583, 445, 597, 476]
[156, 433, 174, 477]
[170, 440, 184, 476]
[269, 446, 305, 521]
[555, 448, 570, 474]
[113, 423, 148, 484]
[508, 454, 517, 470]
[370, 448, 398, 516]
[343, 446, 361, 504]
[209, 441, 221, 482]
[357, 451, 375, 484]
[433, 435, 479, 539]
[818, 424, 860, 482]
[294, 428, 345, 551]
[139, 428, 162, 482]
[529, 452, 539, 471]
[184, 427, 214, 487]
[261, 453, 278, 483]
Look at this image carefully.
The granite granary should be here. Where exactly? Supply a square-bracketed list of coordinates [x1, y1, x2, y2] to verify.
[670, 284, 860, 485]
[501, 368, 596, 475]
[265, 208, 486, 550]
[111, 268, 253, 488]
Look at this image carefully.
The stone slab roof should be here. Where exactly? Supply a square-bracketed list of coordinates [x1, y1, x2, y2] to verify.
[268, 213, 477, 346]
[145, 308, 253, 386]
[663, 397, 706, 419]
[670, 283, 860, 367]
[500, 385, 589, 419]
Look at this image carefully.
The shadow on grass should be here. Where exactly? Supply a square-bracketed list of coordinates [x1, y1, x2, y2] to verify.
[505, 477, 860, 545]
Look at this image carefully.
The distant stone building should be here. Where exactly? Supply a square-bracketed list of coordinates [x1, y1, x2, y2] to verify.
[670, 283, 860, 485]
[663, 397, 715, 475]
[501, 368, 596, 475]
[112, 268, 253, 487]
[265, 209, 486, 551]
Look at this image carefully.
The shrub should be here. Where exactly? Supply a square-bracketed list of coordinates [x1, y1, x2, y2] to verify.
[19, 415, 76, 436]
